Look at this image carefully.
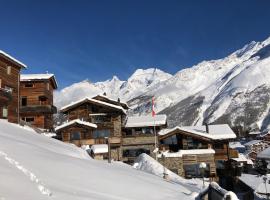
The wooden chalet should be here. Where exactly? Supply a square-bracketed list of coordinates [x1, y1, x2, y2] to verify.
[121, 114, 167, 163]
[0, 50, 27, 123]
[158, 124, 238, 178]
[56, 96, 128, 161]
[20, 74, 58, 130]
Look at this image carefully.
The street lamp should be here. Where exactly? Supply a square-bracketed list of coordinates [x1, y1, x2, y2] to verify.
[199, 162, 207, 188]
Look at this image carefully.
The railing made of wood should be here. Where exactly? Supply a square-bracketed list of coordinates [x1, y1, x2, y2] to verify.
[70, 137, 121, 146]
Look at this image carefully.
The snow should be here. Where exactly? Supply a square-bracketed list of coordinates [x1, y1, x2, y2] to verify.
[55, 119, 97, 131]
[257, 147, 270, 160]
[231, 153, 253, 165]
[244, 140, 262, 147]
[133, 153, 204, 194]
[240, 174, 270, 198]
[229, 141, 245, 149]
[91, 144, 108, 154]
[21, 74, 55, 81]
[125, 114, 167, 128]
[157, 149, 215, 158]
[0, 119, 195, 200]
[159, 124, 236, 140]
[0, 50, 27, 68]
[53, 36, 270, 132]
[60, 97, 127, 114]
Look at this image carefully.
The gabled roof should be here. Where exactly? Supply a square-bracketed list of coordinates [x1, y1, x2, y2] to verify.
[55, 119, 97, 132]
[20, 74, 58, 89]
[125, 114, 167, 128]
[92, 94, 129, 110]
[0, 50, 27, 69]
[60, 97, 127, 114]
[159, 124, 236, 141]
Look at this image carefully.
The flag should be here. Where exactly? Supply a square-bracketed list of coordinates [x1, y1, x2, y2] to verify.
[152, 96, 155, 117]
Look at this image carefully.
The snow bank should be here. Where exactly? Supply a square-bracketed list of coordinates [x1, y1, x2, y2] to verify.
[0, 120, 194, 200]
[133, 153, 205, 194]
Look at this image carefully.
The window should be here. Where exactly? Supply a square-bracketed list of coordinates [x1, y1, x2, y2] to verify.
[7, 66, 11, 75]
[25, 83, 34, 88]
[183, 164, 210, 178]
[70, 132, 81, 140]
[123, 148, 150, 158]
[4, 86, 13, 93]
[21, 97, 27, 106]
[91, 115, 111, 123]
[142, 127, 154, 135]
[93, 129, 110, 138]
[2, 107, 8, 118]
[39, 96, 47, 105]
[21, 117, 34, 124]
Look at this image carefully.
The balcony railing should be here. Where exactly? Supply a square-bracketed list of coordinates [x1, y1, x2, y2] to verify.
[20, 105, 57, 114]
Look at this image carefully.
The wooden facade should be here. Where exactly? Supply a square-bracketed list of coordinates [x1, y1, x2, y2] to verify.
[158, 126, 238, 178]
[122, 125, 166, 164]
[0, 51, 26, 123]
[19, 74, 57, 130]
[58, 98, 126, 161]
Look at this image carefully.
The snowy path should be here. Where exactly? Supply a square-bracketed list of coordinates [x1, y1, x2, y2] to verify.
[0, 151, 52, 197]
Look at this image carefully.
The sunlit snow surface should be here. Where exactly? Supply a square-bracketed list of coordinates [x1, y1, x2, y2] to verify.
[0, 120, 194, 200]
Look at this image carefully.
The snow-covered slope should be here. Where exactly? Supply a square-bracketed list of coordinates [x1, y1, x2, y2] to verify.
[55, 36, 270, 132]
[0, 120, 195, 200]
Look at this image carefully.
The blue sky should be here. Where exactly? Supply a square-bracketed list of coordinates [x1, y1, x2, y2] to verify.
[1, 0, 270, 88]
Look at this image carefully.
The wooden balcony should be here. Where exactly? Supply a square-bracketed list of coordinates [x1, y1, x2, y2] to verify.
[122, 135, 155, 146]
[20, 105, 57, 114]
[0, 88, 12, 106]
[214, 148, 239, 160]
[69, 136, 121, 146]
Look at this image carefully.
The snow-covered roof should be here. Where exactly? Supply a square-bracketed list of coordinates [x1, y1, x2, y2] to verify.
[93, 94, 129, 109]
[257, 147, 270, 160]
[21, 74, 58, 89]
[158, 149, 215, 158]
[244, 140, 262, 147]
[55, 119, 97, 131]
[231, 153, 254, 164]
[159, 124, 236, 140]
[240, 174, 270, 196]
[0, 50, 27, 69]
[60, 97, 127, 114]
[125, 114, 167, 128]
[229, 141, 245, 149]
[91, 144, 108, 154]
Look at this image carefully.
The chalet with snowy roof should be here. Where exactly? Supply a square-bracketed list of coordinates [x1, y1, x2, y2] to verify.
[243, 140, 268, 160]
[157, 124, 238, 178]
[0, 50, 27, 123]
[122, 114, 167, 163]
[57, 96, 128, 161]
[19, 74, 58, 130]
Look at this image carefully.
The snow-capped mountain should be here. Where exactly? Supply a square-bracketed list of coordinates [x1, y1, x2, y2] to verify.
[54, 68, 172, 108]
[55, 36, 270, 133]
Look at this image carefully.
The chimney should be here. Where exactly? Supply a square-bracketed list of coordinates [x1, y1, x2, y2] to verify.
[103, 92, 107, 96]
[204, 123, 209, 133]
[117, 98, 120, 103]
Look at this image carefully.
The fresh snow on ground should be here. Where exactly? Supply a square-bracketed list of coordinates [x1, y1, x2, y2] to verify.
[0, 120, 195, 200]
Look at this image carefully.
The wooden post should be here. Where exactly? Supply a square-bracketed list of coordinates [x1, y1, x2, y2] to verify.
[108, 138, 111, 163]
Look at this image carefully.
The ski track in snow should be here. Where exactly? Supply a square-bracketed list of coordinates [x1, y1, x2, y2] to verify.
[0, 151, 52, 197]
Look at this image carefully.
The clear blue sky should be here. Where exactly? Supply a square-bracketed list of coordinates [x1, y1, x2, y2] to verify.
[1, 0, 270, 88]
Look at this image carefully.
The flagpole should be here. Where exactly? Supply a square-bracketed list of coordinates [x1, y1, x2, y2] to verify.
[152, 96, 158, 160]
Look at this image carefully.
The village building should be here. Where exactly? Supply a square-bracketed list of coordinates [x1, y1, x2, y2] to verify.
[121, 114, 167, 163]
[157, 124, 238, 179]
[56, 96, 127, 161]
[19, 74, 58, 130]
[243, 140, 268, 161]
[0, 50, 27, 123]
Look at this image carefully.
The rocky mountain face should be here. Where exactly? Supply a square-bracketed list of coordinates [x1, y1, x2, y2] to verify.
[55, 36, 270, 134]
